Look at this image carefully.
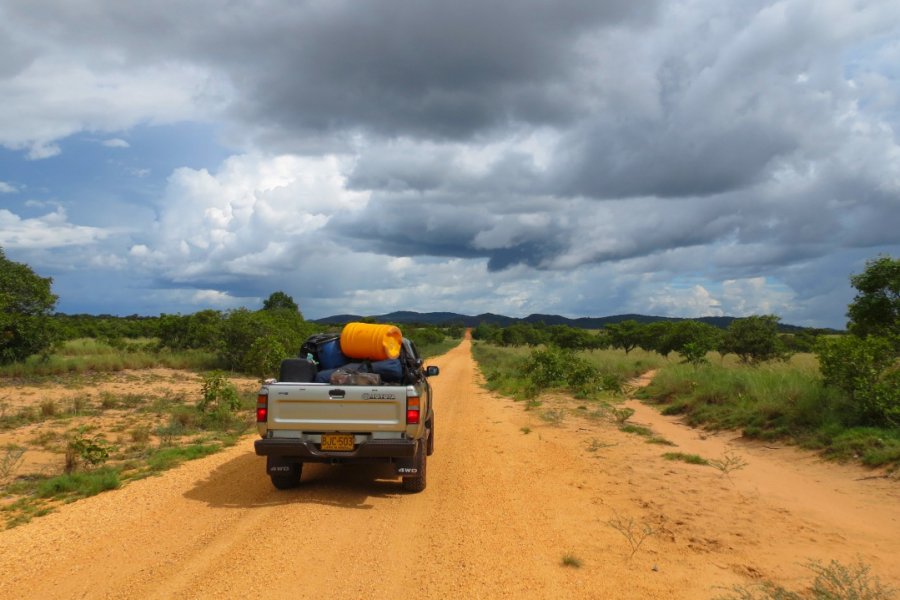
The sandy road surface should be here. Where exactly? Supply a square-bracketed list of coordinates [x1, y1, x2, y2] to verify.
[1, 342, 897, 599]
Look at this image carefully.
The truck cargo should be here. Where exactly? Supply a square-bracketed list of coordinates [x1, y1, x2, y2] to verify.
[254, 324, 439, 493]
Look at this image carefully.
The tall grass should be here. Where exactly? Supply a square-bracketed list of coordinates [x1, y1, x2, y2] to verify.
[639, 357, 900, 467]
[472, 343, 666, 401]
[0, 338, 221, 378]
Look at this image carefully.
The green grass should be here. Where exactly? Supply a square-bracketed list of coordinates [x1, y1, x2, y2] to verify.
[0, 338, 221, 379]
[146, 444, 220, 471]
[417, 337, 463, 359]
[35, 468, 121, 500]
[619, 423, 654, 437]
[663, 452, 709, 465]
[472, 342, 665, 402]
[638, 357, 900, 468]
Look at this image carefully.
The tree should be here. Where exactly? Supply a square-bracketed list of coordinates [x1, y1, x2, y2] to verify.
[220, 306, 317, 373]
[847, 255, 899, 340]
[636, 322, 673, 355]
[661, 321, 722, 365]
[262, 291, 300, 314]
[605, 320, 642, 354]
[0, 248, 58, 364]
[719, 315, 790, 365]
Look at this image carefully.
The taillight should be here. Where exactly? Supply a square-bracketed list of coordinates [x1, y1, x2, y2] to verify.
[406, 396, 420, 425]
[256, 392, 268, 423]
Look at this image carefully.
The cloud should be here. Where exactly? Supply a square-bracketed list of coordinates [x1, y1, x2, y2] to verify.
[1, 0, 898, 327]
[0, 181, 17, 194]
[0, 52, 230, 158]
[102, 138, 130, 148]
[129, 153, 369, 285]
[0, 207, 109, 249]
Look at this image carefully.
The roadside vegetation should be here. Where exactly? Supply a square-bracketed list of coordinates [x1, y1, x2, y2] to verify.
[638, 256, 899, 469]
[472, 256, 899, 470]
[0, 370, 258, 528]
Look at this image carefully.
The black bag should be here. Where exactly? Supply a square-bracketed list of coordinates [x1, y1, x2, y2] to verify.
[299, 333, 349, 370]
[279, 358, 318, 383]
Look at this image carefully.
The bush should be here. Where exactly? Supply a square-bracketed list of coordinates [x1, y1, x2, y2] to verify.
[525, 346, 569, 390]
[65, 431, 114, 473]
[244, 335, 287, 380]
[199, 371, 241, 413]
[816, 335, 899, 427]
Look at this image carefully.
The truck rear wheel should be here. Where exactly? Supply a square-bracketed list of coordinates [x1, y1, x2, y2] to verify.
[270, 462, 303, 490]
[401, 440, 427, 493]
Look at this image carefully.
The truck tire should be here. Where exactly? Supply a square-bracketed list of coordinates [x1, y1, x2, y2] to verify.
[270, 462, 303, 490]
[426, 419, 434, 456]
[401, 440, 427, 493]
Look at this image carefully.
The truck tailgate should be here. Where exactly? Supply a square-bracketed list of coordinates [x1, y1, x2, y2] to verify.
[266, 383, 409, 431]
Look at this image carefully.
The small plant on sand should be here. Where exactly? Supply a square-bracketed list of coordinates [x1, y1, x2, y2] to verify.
[64, 430, 114, 473]
[708, 451, 748, 479]
[1, 445, 26, 482]
[540, 408, 566, 425]
[716, 558, 894, 600]
[606, 511, 656, 559]
[199, 371, 241, 413]
[611, 406, 635, 424]
[40, 399, 58, 417]
[520, 426, 532, 434]
[663, 452, 709, 465]
[588, 438, 614, 452]
[561, 552, 582, 568]
[646, 436, 676, 446]
[129, 425, 152, 444]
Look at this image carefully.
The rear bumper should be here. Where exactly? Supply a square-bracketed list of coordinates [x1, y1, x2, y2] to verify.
[254, 437, 417, 463]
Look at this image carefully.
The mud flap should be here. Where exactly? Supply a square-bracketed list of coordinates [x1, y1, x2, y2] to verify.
[394, 453, 419, 476]
[267, 456, 299, 475]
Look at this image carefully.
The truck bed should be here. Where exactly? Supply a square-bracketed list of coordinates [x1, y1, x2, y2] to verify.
[262, 382, 413, 433]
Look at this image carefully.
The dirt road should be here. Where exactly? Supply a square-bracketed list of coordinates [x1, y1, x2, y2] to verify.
[1, 341, 897, 599]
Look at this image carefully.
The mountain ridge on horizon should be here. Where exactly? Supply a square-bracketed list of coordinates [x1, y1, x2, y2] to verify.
[312, 311, 835, 333]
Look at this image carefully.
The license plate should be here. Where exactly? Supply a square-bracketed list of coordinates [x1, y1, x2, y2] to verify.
[321, 433, 355, 452]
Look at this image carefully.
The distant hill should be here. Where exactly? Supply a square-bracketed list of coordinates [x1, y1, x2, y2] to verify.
[312, 311, 829, 333]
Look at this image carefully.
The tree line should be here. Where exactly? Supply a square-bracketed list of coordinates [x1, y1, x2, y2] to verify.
[1, 246, 897, 420]
[473, 315, 809, 365]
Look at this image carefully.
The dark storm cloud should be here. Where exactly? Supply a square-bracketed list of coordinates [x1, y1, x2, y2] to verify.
[555, 118, 797, 198]
[3, 0, 899, 327]
[5, 0, 660, 143]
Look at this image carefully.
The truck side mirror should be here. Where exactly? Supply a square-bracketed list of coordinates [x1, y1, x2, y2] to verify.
[425, 365, 440, 377]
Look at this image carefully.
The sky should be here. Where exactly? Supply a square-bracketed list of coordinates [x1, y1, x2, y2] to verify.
[1, 1, 898, 328]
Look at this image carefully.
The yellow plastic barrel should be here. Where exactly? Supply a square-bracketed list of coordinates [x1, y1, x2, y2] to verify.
[340, 322, 402, 361]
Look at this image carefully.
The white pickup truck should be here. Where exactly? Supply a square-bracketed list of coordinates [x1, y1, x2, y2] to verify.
[254, 337, 439, 493]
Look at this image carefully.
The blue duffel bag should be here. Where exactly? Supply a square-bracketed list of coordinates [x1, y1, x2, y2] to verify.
[371, 359, 404, 383]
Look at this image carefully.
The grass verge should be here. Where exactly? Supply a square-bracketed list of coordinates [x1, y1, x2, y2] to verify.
[637, 359, 900, 469]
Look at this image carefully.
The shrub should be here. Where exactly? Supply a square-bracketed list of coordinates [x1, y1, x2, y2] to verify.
[65, 431, 114, 473]
[199, 371, 241, 413]
[816, 335, 899, 426]
[244, 335, 287, 380]
[525, 346, 569, 390]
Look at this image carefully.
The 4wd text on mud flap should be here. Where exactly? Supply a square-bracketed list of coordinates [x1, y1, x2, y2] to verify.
[397, 468, 418, 474]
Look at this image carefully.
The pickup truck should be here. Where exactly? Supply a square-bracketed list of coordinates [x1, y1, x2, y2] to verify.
[254, 337, 439, 493]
